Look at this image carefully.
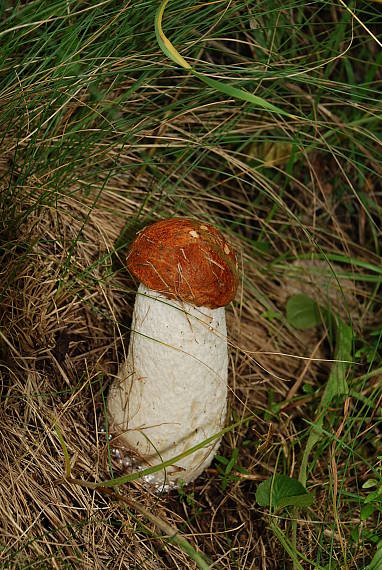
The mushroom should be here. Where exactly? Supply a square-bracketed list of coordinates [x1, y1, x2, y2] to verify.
[107, 217, 238, 487]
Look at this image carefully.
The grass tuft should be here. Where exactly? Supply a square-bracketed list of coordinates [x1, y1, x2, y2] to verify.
[1, 0, 381, 567]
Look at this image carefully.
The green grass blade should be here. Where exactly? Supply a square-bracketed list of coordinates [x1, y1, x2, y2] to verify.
[192, 71, 290, 116]
[60, 415, 253, 490]
[155, 0, 290, 115]
[299, 319, 353, 487]
[96, 414, 253, 488]
[54, 420, 72, 479]
[155, 0, 191, 69]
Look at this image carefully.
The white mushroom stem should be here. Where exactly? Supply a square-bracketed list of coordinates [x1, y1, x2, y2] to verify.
[107, 283, 228, 487]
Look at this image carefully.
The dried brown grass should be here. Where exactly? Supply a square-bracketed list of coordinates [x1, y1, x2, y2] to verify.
[0, 116, 380, 570]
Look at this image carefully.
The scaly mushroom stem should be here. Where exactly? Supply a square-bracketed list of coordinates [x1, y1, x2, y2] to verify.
[107, 283, 228, 487]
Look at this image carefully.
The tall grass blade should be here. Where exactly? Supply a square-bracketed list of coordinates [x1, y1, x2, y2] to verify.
[155, 0, 290, 115]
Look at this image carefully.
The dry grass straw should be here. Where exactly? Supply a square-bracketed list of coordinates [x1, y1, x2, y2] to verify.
[1, 9, 381, 561]
[1, 172, 275, 568]
[1, 147, 378, 567]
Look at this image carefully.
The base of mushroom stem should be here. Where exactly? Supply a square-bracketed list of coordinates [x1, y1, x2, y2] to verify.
[111, 445, 179, 492]
[98, 424, 178, 492]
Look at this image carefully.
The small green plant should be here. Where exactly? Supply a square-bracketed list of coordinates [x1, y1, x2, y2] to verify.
[214, 448, 248, 491]
[355, 327, 382, 365]
[256, 474, 314, 512]
[177, 479, 202, 518]
[286, 293, 353, 486]
[286, 293, 324, 330]
[261, 308, 282, 322]
[285, 293, 354, 569]
[361, 467, 382, 522]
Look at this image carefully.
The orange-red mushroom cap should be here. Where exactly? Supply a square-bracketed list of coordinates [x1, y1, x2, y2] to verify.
[126, 218, 239, 309]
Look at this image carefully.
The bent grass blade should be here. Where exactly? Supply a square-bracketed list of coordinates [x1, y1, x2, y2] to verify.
[155, 0, 291, 117]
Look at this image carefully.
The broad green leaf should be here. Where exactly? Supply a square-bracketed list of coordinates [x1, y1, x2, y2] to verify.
[361, 504, 375, 521]
[256, 474, 314, 510]
[277, 493, 314, 509]
[362, 479, 378, 489]
[286, 294, 323, 330]
[365, 491, 379, 504]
